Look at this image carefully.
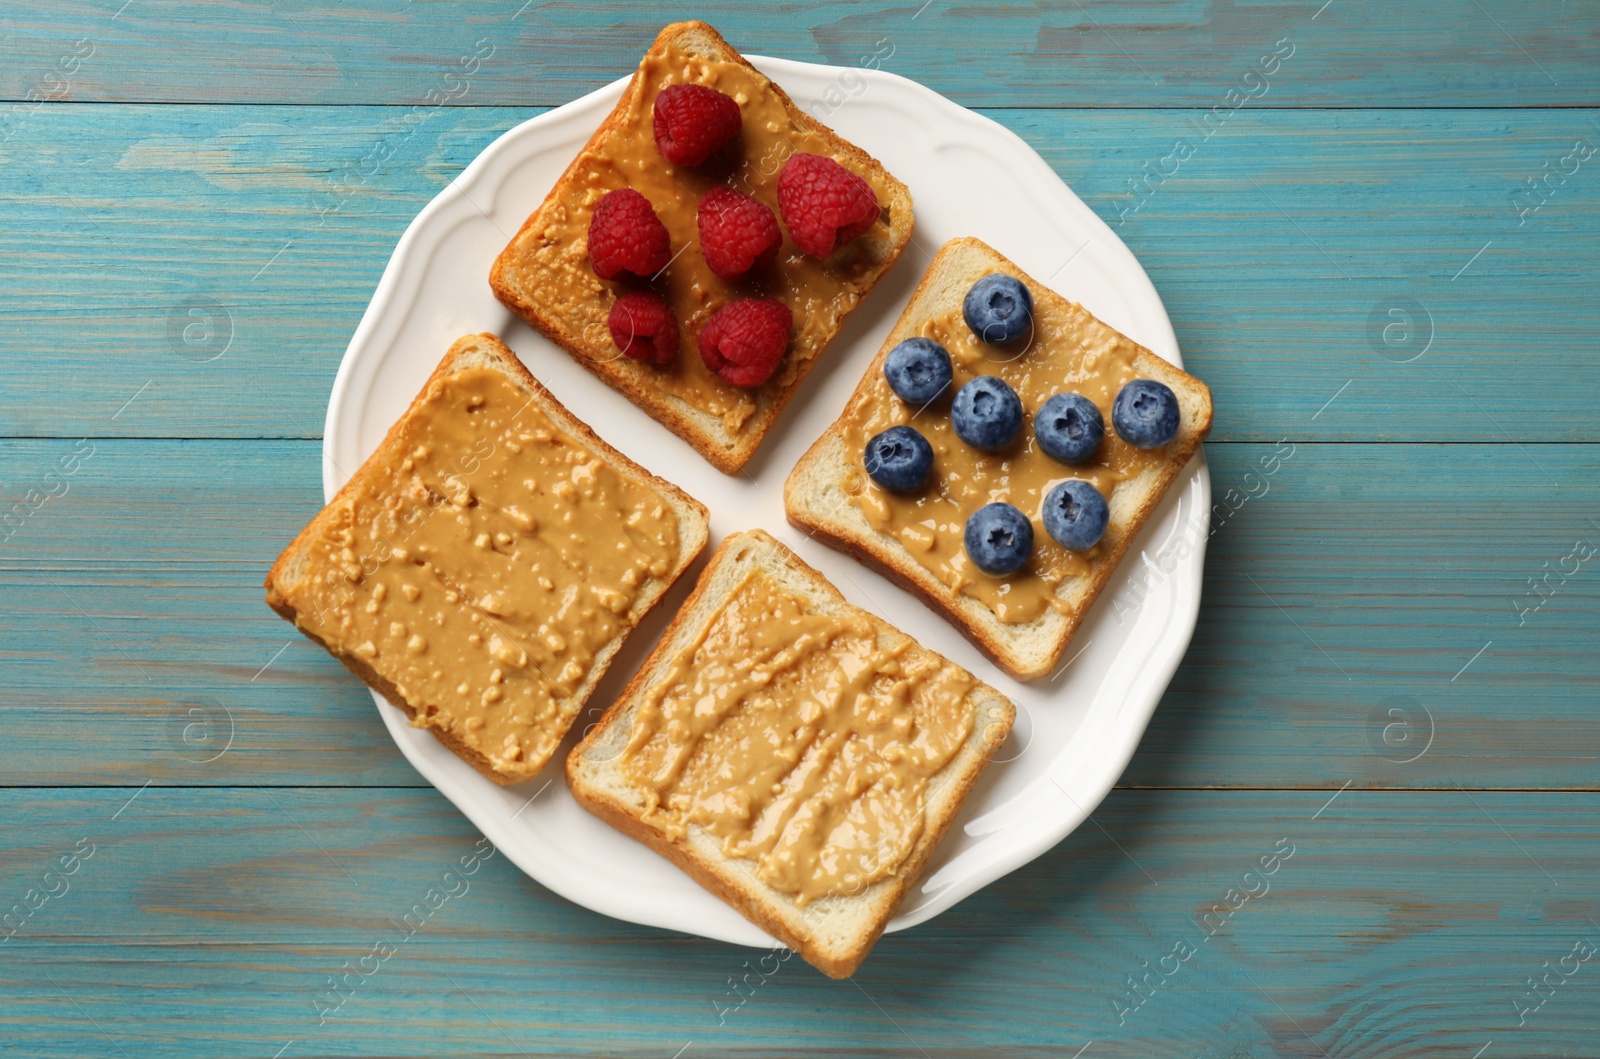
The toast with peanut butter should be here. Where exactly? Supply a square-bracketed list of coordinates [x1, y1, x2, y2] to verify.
[785, 237, 1213, 680]
[489, 20, 915, 475]
[265, 333, 709, 786]
[567, 529, 1014, 978]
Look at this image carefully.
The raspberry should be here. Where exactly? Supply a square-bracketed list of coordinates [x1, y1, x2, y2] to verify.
[697, 298, 792, 388]
[607, 291, 679, 365]
[697, 186, 782, 282]
[587, 188, 671, 281]
[653, 84, 742, 166]
[776, 153, 879, 259]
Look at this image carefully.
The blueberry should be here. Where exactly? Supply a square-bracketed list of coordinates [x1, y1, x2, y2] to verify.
[863, 425, 933, 492]
[1034, 392, 1104, 464]
[963, 273, 1034, 345]
[883, 338, 953, 405]
[951, 376, 1023, 452]
[1112, 379, 1180, 449]
[1042, 479, 1109, 551]
[963, 502, 1033, 576]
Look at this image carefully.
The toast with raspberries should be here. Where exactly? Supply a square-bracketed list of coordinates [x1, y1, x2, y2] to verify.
[785, 238, 1213, 680]
[489, 20, 915, 475]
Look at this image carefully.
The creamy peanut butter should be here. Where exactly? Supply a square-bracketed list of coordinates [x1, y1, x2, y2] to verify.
[840, 294, 1161, 624]
[519, 41, 898, 434]
[295, 367, 681, 776]
[621, 569, 974, 905]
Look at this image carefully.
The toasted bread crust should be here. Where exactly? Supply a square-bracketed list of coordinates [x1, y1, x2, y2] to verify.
[781, 490, 1026, 680]
[785, 237, 1214, 681]
[566, 530, 1013, 977]
[265, 333, 709, 785]
[489, 20, 914, 475]
[263, 588, 523, 785]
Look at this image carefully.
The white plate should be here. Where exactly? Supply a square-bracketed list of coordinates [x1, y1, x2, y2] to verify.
[323, 56, 1209, 947]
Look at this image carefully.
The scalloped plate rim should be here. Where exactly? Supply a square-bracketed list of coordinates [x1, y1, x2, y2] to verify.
[321, 53, 1208, 948]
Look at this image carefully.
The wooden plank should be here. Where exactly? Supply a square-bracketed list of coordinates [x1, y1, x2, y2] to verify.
[2, 786, 1594, 1055]
[2, 1, 1595, 108]
[1129, 437, 1600, 788]
[2, 439, 1595, 789]
[0, 103, 523, 442]
[2, 105, 1596, 441]
[0, 438, 409, 785]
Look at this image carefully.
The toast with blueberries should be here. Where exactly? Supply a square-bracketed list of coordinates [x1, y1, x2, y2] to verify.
[489, 20, 915, 475]
[784, 237, 1213, 681]
[566, 529, 1014, 978]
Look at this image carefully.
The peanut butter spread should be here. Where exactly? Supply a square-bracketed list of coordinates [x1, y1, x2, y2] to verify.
[518, 41, 897, 435]
[841, 294, 1161, 624]
[296, 367, 680, 776]
[621, 569, 975, 905]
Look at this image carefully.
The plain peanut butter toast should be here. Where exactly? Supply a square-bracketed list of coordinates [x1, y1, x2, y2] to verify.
[785, 237, 1213, 680]
[567, 529, 1014, 977]
[266, 333, 708, 785]
[490, 20, 914, 474]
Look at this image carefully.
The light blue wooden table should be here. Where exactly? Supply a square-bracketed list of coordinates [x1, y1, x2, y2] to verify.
[3, 2, 1597, 1055]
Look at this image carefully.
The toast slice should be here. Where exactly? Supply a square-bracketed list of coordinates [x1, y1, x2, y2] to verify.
[567, 529, 1014, 978]
[265, 333, 709, 785]
[785, 237, 1213, 680]
[489, 20, 915, 475]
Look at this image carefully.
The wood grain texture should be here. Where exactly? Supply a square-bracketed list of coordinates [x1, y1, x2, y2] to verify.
[3, 1, 1599, 1053]
[2, 1, 1595, 108]
[1, 105, 1595, 441]
[3, 787, 1595, 1057]
[1, 440, 1594, 789]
